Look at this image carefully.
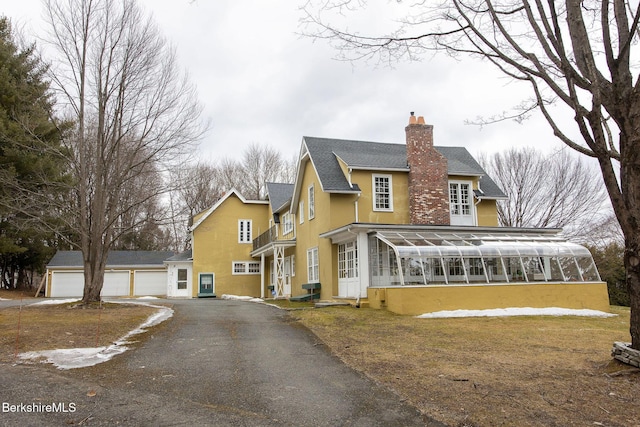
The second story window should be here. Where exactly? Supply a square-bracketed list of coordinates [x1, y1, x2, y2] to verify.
[283, 212, 294, 235]
[308, 184, 315, 220]
[449, 181, 474, 225]
[238, 219, 252, 243]
[373, 174, 393, 211]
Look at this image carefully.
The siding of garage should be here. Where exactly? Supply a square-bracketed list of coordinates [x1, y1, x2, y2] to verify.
[46, 251, 173, 298]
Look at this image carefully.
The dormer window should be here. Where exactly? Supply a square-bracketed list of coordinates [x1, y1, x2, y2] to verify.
[373, 174, 393, 212]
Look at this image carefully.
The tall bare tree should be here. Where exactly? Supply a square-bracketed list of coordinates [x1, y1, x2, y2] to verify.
[479, 147, 610, 240]
[302, 1, 640, 349]
[241, 143, 285, 199]
[42, 0, 205, 303]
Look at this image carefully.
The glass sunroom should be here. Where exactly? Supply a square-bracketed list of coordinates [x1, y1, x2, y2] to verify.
[369, 231, 601, 287]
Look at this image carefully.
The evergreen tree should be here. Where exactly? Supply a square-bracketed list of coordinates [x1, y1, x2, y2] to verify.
[0, 16, 67, 289]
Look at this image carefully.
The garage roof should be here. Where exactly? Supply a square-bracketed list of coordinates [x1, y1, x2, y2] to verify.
[47, 251, 175, 268]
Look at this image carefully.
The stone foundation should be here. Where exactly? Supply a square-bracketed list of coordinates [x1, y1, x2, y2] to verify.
[611, 342, 640, 367]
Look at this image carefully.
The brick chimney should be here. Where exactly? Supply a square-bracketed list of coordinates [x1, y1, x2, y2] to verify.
[405, 113, 450, 225]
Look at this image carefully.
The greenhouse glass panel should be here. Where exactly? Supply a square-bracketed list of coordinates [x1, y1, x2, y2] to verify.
[485, 257, 508, 282]
[576, 257, 601, 281]
[559, 257, 582, 281]
[521, 257, 546, 281]
[444, 257, 467, 283]
[465, 257, 488, 283]
[545, 257, 566, 281]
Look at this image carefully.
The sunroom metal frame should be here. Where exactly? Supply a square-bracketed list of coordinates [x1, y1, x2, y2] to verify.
[370, 230, 600, 287]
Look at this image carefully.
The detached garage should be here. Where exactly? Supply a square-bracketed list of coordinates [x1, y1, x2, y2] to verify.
[46, 251, 173, 298]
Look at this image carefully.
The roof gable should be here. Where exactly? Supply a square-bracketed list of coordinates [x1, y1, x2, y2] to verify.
[266, 182, 295, 213]
[190, 188, 268, 231]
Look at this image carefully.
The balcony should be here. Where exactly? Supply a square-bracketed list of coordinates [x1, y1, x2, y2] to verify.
[253, 225, 278, 251]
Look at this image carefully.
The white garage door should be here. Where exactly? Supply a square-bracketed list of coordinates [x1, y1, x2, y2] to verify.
[50, 271, 84, 297]
[101, 271, 131, 297]
[134, 270, 167, 296]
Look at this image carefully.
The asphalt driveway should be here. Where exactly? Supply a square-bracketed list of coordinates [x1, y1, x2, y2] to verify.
[1, 298, 443, 426]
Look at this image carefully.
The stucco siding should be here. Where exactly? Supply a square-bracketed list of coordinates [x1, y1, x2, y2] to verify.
[368, 282, 611, 315]
[192, 193, 269, 297]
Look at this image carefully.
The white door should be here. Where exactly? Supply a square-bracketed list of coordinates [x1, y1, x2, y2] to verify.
[134, 270, 167, 296]
[284, 257, 292, 297]
[50, 271, 84, 297]
[338, 241, 359, 298]
[167, 263, 192, 297]
[101, 271, 131, 296]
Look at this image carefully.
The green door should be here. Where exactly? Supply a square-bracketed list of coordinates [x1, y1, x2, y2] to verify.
[198, 273, 215, 297]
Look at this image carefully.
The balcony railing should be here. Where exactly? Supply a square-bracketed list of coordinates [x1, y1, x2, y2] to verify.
[253, 225, 278, 251]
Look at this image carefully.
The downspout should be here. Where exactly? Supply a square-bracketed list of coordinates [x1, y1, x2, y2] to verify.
[348, 168, 361, 223]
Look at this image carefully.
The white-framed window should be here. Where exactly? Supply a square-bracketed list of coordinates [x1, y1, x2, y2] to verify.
[232, 261, 261, 275]
[299, 201, 304, 224]
[449, 181, 474, 225]
[307, 247, 319, 283]
[238, 219, 252, 243]
[308, 184, 315, 220]
[373, 174, 393, 211]
[282, 212, 294, 235]
[291, 254, 296, 276]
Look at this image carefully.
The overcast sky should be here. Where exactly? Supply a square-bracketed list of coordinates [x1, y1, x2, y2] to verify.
[4, 0, 569, 162]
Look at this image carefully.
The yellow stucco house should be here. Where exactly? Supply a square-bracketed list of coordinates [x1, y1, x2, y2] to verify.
[171, 114, 609, 315]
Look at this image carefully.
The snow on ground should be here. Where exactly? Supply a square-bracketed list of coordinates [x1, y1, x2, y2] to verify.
[417, 307, 617, 319]
[18, 300, 173, 370]
[221, 294, 264, 303]
[30, 298, 81, 306]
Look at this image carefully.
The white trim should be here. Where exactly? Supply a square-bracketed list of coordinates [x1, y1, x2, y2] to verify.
[232, 261, 261, 275]
[307, 247, 319, 283]
[299, 201, 304, 224]
[308, 184, 315, 220]
[372, 173, 393, 212]
[449, 180, 476, 226]
[238, 219, 252, 243]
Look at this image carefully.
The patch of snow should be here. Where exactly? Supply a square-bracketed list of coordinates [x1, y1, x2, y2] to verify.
[18, 302, 173, 370]
[416, 307, 617, 319]
[221, 294, 264, 303]
[30, 298, 81, 306]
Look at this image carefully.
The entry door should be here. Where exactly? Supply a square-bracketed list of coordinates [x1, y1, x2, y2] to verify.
[338, 241, 359, 298]
[199, 273, 215, 297]
[283, 257, 292, 297]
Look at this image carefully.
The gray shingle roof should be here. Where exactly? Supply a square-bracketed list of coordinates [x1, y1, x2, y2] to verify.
[47, 251, 175, 268]
[303, 136, 506, 199]
[266, 182, 295, 213]
[166, 249, 192, 262]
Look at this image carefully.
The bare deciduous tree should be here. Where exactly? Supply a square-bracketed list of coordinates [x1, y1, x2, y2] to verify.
[241, 143, 285, 199]
[479, 147, 610, 240]
[43, 0, 205, 303]
[302, 1, 640, 349]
